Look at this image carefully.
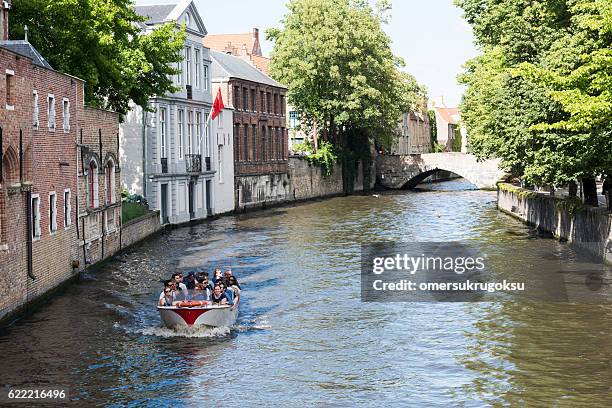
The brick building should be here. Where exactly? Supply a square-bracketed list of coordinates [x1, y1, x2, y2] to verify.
[210, 50, 289, 210]
[0, 0, 120, 320]
[392, 109, 432, 155]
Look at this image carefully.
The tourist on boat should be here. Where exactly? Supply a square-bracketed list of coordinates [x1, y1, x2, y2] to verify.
[172, 273, 188, 291]
[224, 269, 241, 289]
[211, 284, 228, 305]
[228, 276, 241, 308]
[218, 281, 234, 305]
[184, 272, 197, 290]
[200, 274, 213, 292]
[213, 268, 223, 284]
[192, 282, 211, 301]
[158, 282, 175, 306]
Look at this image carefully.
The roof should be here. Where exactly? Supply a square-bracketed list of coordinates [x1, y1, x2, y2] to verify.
[133, 4, 177, 25]
[210, 50, 284, 88]
[250, 55, 270, 75]
[204, 32, 261, 57]
[435, 106, 460, 124]
[0, 40, 53, 69]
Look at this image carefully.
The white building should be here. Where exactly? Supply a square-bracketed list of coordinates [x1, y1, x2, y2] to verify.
[120, 0, 216, 224]
[212, 107, 234, 214]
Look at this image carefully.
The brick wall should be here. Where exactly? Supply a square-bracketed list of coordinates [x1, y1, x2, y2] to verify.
[121, 210, 163, 249]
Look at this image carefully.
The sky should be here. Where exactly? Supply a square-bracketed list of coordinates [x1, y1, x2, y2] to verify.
[140, 0, 478, 107]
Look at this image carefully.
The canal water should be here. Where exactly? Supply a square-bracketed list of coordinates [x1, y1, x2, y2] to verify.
[1, 180, 610, 407]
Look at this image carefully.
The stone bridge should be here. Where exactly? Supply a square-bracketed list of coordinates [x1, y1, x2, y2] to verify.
[376, 153, 507, 190]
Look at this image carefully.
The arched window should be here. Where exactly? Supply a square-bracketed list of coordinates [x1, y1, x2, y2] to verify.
[105, 160, 115, 204]
[88, 159, 99, 208]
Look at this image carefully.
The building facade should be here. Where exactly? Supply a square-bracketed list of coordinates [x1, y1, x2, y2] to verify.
[121, 0, 215, 224]
[211, 107, 235, 214]
[0, 0, 120, 320]
[392, 110, 432, 155]
[210, 50, 289, 210]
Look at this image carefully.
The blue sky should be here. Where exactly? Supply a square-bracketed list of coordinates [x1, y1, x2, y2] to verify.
[141, 0, 477, 107]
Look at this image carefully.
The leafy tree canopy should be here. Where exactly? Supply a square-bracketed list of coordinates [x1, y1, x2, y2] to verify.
[267, 0, 424, 148]
[10, 0, 186, 115]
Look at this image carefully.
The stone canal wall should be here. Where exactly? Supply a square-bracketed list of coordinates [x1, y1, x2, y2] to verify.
[120, 210, 164, 249]
[497, 183, 612, 263]
[235, 156, 375, 210]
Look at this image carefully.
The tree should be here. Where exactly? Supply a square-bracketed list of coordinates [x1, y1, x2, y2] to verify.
[267, 0, 422, 150]
[10, 0, 186, 115]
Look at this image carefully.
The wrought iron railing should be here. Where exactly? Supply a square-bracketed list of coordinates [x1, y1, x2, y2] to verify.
[186, 154, 202, 173]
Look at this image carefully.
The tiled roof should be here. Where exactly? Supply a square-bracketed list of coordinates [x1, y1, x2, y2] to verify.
[250, 55, 270, 75]
[134, 4, 177, 25]
[0, 40, 53, 69]
[210, 50, 284, 88]
[435, 106, 460, 124]
[204, 33, 257, 56]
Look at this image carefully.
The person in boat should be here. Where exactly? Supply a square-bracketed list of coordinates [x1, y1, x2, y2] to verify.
[211, 284, 228, 305]
[184, 272, 197, 290]
[172, 273, 188, 292]
[219, 280, 235, 305]
[213, 268, 223, 284]
[200, 274, 213, 292]
[228, 276, 241, 308]
[192, 282, 211, 301]
[158, 281, 175, 306]
[224, 269, 241, 289]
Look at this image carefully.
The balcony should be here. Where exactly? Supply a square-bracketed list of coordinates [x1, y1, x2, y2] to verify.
[186, 154, 202, 173]
[161, 158, 168, 174]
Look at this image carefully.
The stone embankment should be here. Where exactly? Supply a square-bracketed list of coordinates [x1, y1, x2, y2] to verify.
[497, 183, 612, 263]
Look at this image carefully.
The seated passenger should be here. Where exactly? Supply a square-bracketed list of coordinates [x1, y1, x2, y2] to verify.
[224, 269, 241, 289]
[172, 273, 188, 291]
[228, 276, 241, 308]
[158, 282, 174, 306]
[192, 282, 211, 301]
[200, 274, 213, 292]
[184, 272, 197, 290]
[213, 268, 223, 284]
[211, 284, 228, 305]
[219, 281, 234, 305]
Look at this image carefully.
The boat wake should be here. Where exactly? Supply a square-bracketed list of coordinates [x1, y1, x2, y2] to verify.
[137, 325, 232, 338]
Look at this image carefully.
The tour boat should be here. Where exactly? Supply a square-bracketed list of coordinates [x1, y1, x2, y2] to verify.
[158, 302, 239, 329]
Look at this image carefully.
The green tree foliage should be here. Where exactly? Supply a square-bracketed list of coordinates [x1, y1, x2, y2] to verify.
[10, 0, 186, 115]
[267, 0, 423, 149]
[456, 0, 612, 187]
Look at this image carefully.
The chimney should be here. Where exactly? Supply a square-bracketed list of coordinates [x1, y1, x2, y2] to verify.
[1, 0, 11, 41]
[252, 27, 259, 41]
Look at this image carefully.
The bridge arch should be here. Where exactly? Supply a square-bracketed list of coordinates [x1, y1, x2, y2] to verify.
[376, 153, 507, 190]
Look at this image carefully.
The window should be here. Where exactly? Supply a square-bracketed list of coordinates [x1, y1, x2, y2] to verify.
[251, 125, 257, 161]
[261, 126, 266, 161]
[178, 109, 184, 159]
[289, 111, 300, 129]
[276, 127, 281, 159]
[251, 89, 256, 112]
[32, 195, 41, 239]
[217, 110, 223, 128]
[266, 92, 271, 113]
[5, 70, 14, 110]
[88, 160, 99, 208]
[234, 124, 240, 161]
[49, 192, 57, 233]
[106, 161, 115, 204]
[33, 91, 39, 129]
[194, 49, 201, 88]
[203, 65, 209, 91]
[185, 47, 191, 86]
[233, 86, 240, 109]
[243, 125, 249, 161]
[187, 110, 193, 155]
[281, 128, 286, 159]
[177, 59, 183, 85]
[218, 145, 223, 183]
[243, 87, 248, 111]
[64, 189, 71, 228]
[274, 94, 278, 115]
[48, 94, 56, 130]
[269, 126, 274, 160]
[260, 91, 265, 114]
[62, 98, 70, 132]
[185, 12, 191, 26]
[195, 111, 202, 154]
[280, 95, 285, 116]
[159, 108, 167, 159]
[106, 208, 115, 232]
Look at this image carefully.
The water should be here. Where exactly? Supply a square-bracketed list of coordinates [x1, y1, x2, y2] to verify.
[1, 180, 610, 407]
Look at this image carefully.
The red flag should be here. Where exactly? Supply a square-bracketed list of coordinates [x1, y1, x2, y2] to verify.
[211, 88, 225, 120]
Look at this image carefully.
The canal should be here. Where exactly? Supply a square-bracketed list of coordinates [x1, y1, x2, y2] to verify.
[1, 180, 610, 406]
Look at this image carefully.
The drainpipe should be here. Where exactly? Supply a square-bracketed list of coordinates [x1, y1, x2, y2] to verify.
[25, 190, 35, 280]
[142, 107, 148, 199]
